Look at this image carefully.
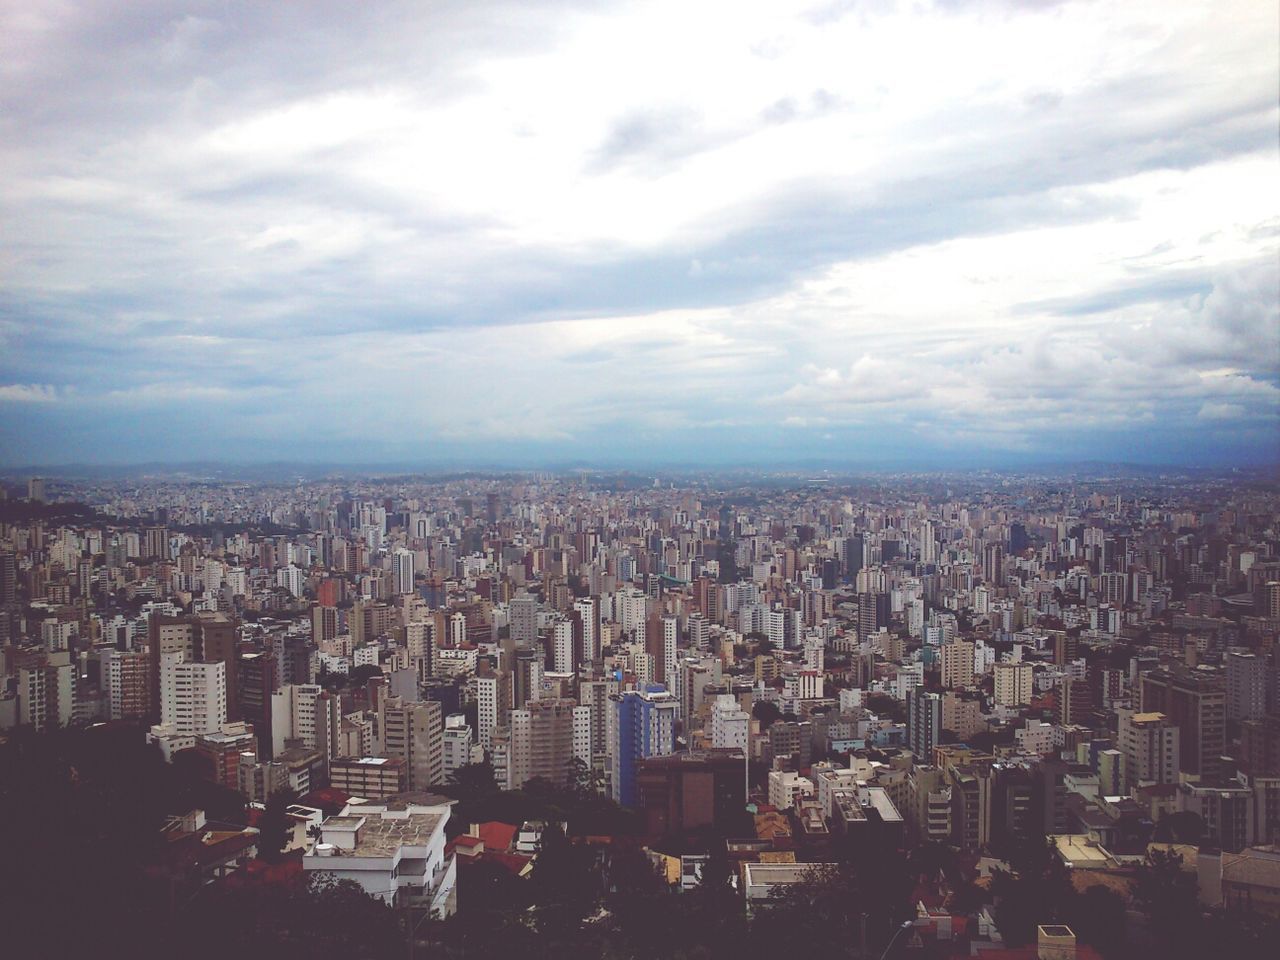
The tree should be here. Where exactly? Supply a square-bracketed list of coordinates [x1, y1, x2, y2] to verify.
[751, 700, 781, 731]
[446, 760, 499, 799]
[348, 663, 383, 686]
[990, 836, 1076, 947]
[530, 824, 596, 938]
[1068, 884, 1128, 958]
[256, 788, 297, 863]
[1132, 848, 1204, 959]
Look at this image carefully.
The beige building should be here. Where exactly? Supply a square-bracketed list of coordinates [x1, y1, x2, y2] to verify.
[329, 757, 407, 799]
[994, 661, 1034, 706]
[940, 640, 976, 690]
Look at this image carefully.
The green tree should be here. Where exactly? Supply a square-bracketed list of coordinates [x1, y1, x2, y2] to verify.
[751, 700, 781, 731]
[990, 836, 1076, 947]
[1132, 848, 1204, 959]
[256, 788, 297, 863]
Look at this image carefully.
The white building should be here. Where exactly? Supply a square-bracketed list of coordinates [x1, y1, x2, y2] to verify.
[393, 549, 415, 595]
[160, 652, 226, 736]
[305, 800, 457, 917]
[1016, 719, 1054, 756]
[442, 714, 480, 783]
[710, 694, 749, 751]
[271, 683, 341, 760]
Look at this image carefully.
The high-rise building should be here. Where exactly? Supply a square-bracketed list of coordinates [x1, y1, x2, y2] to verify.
[574, 597, 601, 663]
[498, 698, 588, 792]
[17, 652, 75, 731]
[844, 535, 865, 580]
[644, 614, 678, 685]
[270, 683, 341, 763]
[940, 640, 976, 690]
[551, 617, 576, 674]
[442, 714, 479, 783]
[104, 649, 151, 721]
[577, 676, 618, 761]
[512, 647, 542, 710]
[907, 688, 942, 760]
[27, 476, 46, 502]
[1059, 678, 1094, 728]
[1140, 666, 1226, 781]
[1226, 651, 1266, 721]
[0, 550, 17, 606]
[611, 686, 678, 807]
[994, 662, 1034, 707]
[159, 652, 227, 737]
[1117, 710, 1180, 792]
[237, 650, 277, 758]
[476, 672, 508, 752]
[144, 525, 169, 561]
[710, 693, 749, 751]
[636, 750, 746, 838]
[509, 594, 538, 646]
[197, 612, 239, 722]
[982, 543, 1004, 587]
[380, 697, 443, 792]
[856, 592, 889, 641]
[393, 548, 415, 595]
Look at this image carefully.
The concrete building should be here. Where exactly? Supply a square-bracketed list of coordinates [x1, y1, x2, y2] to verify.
[1227, 651, 1266, 722]
[1141, 666, 1226, 781]
[380, 697, 444, 792]
[305, 800, 457, 916]
[1118, 710, 1180, 792]
[499, 698, 589, 792]
[270, 683, 341, 764]
[908, 688, 942, 759]
[940, 640, 976, 689]
[442, 714, 480, 783]
[159, 651, 226, 737]
[994, 661, 1034, 707]
[476, 672, 507, 752]
[636, 749, 746, 837]
[611, 686, 678, 807]
[329, 757, 407, 799]
[710, 693, 750, 751]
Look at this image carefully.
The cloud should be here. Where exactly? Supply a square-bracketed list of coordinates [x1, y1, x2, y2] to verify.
[1197, 402, 1246, 421]
[0, 0, 1277, 465]
[0, 384, 60, 403]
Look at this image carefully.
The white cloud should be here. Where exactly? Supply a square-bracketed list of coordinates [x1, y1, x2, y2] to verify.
[0, 0, 1276, 462]
[0, 383, 60, 403]
[1198, 402, 1246, 421]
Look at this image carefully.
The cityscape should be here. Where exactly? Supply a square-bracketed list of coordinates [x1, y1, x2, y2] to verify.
[1, 465, 1279, 958]
[2, 2, 1279, 960]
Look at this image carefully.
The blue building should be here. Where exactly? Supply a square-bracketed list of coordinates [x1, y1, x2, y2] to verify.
[610, 685, 678, 807]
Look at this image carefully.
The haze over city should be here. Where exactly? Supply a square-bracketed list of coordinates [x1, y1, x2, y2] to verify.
[2, 0, 1278, 467]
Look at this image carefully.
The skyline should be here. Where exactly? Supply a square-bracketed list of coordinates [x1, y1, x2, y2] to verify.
[2, 0, 1278, 467]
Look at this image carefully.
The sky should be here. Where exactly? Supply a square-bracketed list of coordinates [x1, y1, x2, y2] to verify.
[1, 0, 1277, 469]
